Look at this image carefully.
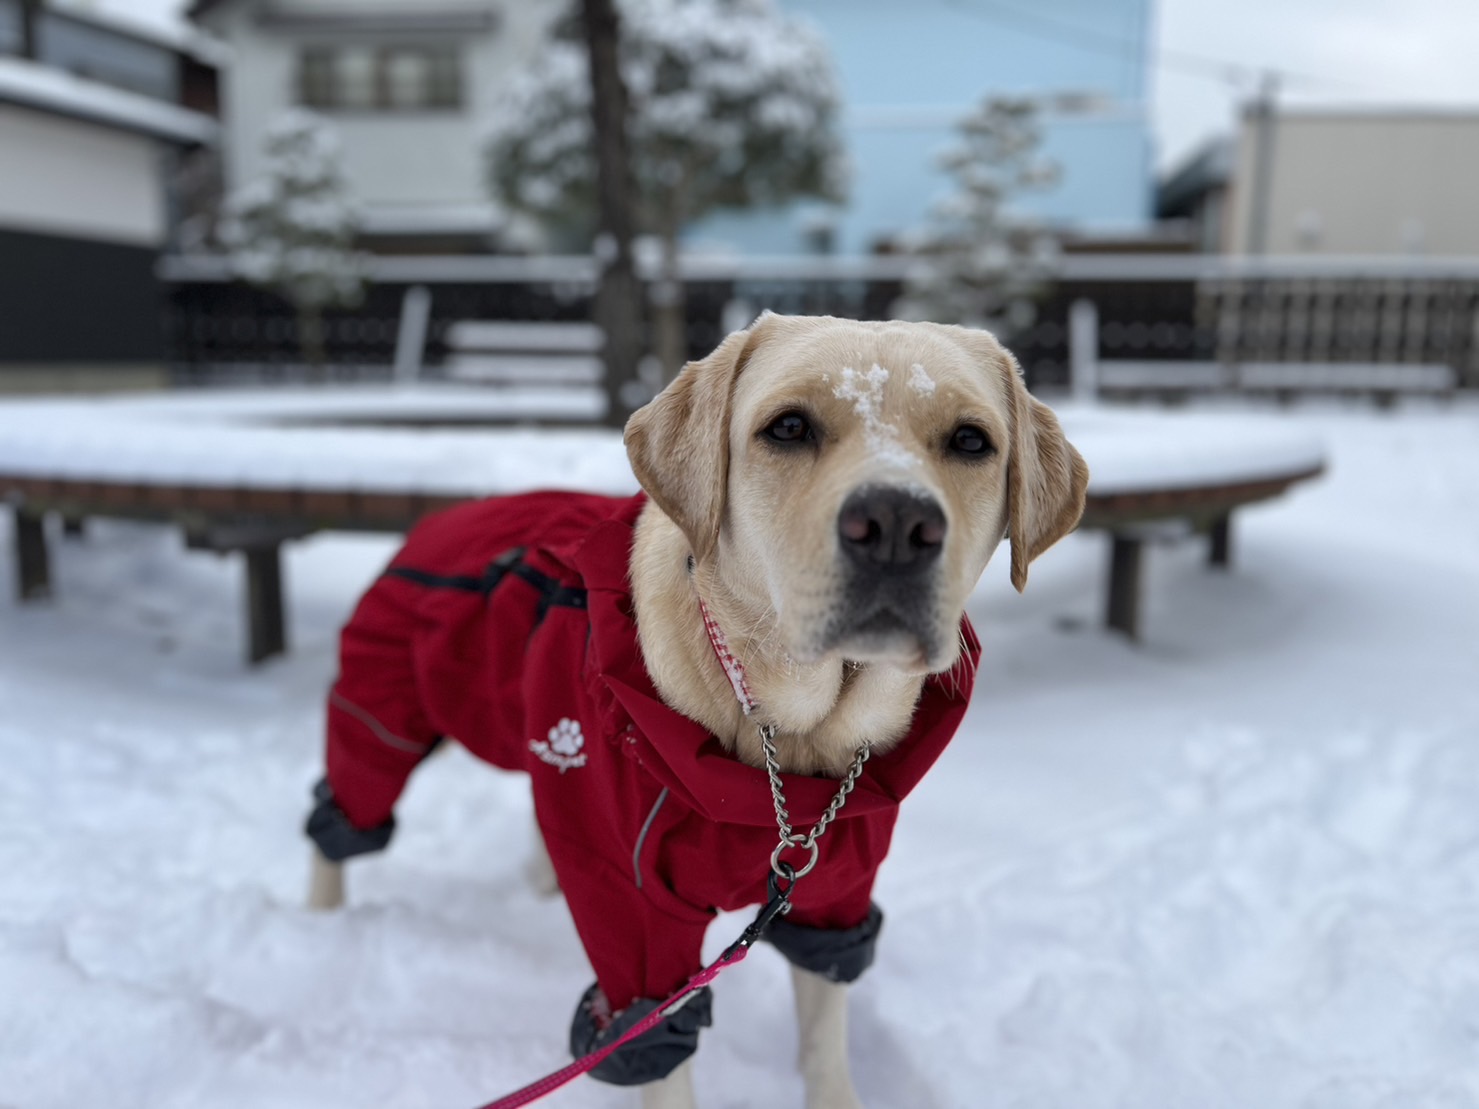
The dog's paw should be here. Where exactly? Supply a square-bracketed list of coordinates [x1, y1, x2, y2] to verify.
[523, 855, 562, 898]
[805, 1084, 864, 1109]
[802, 1070, 864, 1109]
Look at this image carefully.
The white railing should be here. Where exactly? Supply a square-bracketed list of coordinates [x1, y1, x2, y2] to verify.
[160, 251, 1479, 286]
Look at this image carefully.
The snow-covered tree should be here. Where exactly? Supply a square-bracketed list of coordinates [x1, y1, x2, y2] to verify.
[896, 97, 1060, 337]
[221, 111, 365, 370]
[486, 0, 846, 374]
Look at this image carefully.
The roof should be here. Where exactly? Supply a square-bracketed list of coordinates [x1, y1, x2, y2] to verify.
[1157, 137, 1233, 218]
[188, 0, 496, 33]
[47, 0, 228, 67]
[1239, 103, 1479, 124]
[0, 57, 219, 146]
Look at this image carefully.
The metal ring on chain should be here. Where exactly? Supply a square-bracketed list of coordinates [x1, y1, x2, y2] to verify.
[759, 722, 871, 881]
[770, 837, 820, 880]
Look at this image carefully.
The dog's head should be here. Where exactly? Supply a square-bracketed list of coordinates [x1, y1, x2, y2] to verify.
[625, 313, 1088, 674]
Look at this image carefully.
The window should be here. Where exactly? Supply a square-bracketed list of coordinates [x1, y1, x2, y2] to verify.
[298, 45, 462, 111]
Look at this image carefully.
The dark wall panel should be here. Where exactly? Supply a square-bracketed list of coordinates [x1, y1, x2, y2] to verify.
[0, 227, 165, 362]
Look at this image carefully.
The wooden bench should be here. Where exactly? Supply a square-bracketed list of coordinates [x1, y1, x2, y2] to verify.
[9, 463, 1325, 661]
[1078, 466, 1323, 640]
[5, 477, 463, 665]
[3, 397, 1328, 661]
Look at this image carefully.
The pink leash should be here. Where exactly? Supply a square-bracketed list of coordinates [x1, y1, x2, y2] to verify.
[474, 874, 795, 1109]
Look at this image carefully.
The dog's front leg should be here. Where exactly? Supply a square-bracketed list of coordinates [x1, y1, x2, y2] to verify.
[307, 851, 345, 910]
[522, 815, 561, 899]
[639, 1059, 697, 1109]
[792, 966, 863, 1109]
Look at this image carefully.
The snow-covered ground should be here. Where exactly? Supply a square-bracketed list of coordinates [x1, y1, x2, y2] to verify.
[1, 399, 1476, 1108]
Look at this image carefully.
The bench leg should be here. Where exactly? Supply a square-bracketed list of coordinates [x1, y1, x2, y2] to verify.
[244, 544, 287, 664]
[1208, 513, 1233, 568]
[13, 506, 52, 601]
[1106, 534, 1143, 640]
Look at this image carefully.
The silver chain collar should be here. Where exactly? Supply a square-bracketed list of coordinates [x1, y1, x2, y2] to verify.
[758, 721, 871, 880]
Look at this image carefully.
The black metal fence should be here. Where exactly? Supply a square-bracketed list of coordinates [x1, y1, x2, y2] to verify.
[160, 254, 1479, 392]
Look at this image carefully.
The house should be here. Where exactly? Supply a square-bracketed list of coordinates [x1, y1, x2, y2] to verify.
[1155, 136, 1231, 253]
[1225, 107, 1479, 256]
[695, 0, 1157, 255]
[0, 1, 221, 391]
[1163, 106, 1479, 256]
[188, 0, 562, 253]
[189, 0, 1155, 258]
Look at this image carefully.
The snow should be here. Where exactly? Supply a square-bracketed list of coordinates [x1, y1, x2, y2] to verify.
[833, 363, 921, 470]
[1057, 406, 1328, 494]
[0, 388, 625, 493]
[0, 388, 1324, 500]
[907, 362, 936, 396]
[0, 56, 218, 146]
[2, 399, 1477, 1107]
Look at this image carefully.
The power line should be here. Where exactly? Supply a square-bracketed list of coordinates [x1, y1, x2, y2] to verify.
[940, 0, 1359, 92]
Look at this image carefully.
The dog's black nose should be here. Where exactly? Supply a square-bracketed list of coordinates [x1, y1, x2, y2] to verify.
[837, 486, 946, 573]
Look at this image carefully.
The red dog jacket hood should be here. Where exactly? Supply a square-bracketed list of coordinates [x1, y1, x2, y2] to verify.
[325, 491, 980, 1011]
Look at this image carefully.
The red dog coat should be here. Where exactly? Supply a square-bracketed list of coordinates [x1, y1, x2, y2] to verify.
[324, 491, 979, 1012]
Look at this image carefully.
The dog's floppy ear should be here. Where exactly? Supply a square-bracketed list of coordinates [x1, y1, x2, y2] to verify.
[997, 351, 1089, 592]
[624, 320, 767, 563]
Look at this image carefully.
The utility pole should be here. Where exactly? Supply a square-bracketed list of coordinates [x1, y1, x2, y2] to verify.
[1237, 71, 1281, 366]
[20, 0, 42, 61]
[1245, 70, 1280, 255]
[580, 0, 647, 428]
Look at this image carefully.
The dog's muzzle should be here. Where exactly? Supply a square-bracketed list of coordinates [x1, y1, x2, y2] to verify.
[822, 485, 946, 662]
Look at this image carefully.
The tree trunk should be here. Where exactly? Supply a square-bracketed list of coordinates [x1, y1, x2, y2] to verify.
[20, 0, 41, 60]
[297, 304, 326, 380]
[653, 212, 688, 383]
[580, 0, 647, 426]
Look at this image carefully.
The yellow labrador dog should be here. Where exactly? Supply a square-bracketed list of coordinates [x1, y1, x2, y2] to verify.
[308, 314, 1086, 1109]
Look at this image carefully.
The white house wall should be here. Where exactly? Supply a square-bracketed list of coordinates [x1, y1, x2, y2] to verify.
[0, 102, 164, 246]
[213, 0, 559, 232]
[1229, 112, 1479, 256]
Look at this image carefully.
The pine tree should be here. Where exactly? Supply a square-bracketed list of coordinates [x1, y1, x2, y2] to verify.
[486, 0, 846, 375]
[221, 111, 365, 372]
[897, 97, 1060, 338]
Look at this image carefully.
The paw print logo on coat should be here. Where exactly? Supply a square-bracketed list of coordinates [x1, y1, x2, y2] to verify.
[529, 717, 588, 772]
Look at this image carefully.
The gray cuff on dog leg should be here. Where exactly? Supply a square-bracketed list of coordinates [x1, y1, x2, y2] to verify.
[304, 778, 396, 862]
[765, 903, 885, 983]
[569, 982, 713, 1086]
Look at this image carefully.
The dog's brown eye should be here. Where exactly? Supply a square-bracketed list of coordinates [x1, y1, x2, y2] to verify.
[763, 412, 813, 445]
[949, 425, 993, 457]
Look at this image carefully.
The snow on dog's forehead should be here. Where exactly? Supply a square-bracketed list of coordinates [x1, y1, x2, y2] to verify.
[744, 319, 991, 406]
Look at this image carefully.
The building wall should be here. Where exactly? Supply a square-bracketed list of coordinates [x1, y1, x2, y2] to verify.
[204, 0, 559, 235]
[1228, 111, 1479, 255]
[0, 102, 165, 245]
[0, 104, 170, 373]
